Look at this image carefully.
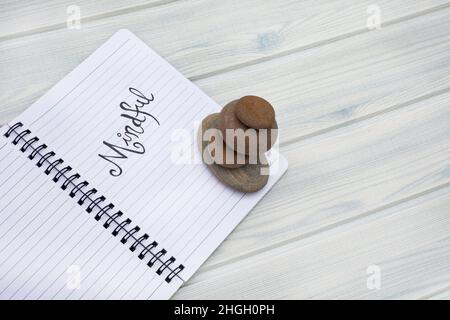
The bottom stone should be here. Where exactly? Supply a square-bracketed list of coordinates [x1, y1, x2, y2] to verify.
[198, 113, 269, 193]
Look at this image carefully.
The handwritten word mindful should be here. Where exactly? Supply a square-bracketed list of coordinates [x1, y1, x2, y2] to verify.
[98, 87, 159, 177]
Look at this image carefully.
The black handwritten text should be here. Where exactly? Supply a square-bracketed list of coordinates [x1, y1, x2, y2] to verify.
[98, 87, 159, 177]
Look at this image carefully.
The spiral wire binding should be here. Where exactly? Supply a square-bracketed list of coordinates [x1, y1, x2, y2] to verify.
[4, 122, 185, 283]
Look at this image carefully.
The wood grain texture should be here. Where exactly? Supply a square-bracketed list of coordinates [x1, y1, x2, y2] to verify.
[174, 185, 450, 299]
[196, 8, 450, 145]
[174, 89, 450, 297]
[1, 1, 449, 124]
[427, 287, 450, 300]
[0, 0, 449, 299]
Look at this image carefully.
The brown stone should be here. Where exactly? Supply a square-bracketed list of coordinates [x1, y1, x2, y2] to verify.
[202, 113, 247, 168]
[198, 113, 269, 192]
[218, 101, 278, 156]
[235, 95, 275, 129]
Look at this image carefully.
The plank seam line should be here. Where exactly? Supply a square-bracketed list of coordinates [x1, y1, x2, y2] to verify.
[3, 15, 450, 133]
[7, 85, 444, 141]
[188, 2, 450, 82]
[1, 1, 449, 72]
[281, 85, 450, 148]
[0, 0, 179, 42]
[184, 181, 450, 280]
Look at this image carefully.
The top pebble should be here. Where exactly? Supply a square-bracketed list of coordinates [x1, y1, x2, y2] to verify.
[235, 95, 275, 129]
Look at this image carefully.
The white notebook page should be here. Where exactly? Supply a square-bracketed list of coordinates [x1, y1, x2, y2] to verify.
[0, 139, 183, 299]
[0, 29, 287, 299]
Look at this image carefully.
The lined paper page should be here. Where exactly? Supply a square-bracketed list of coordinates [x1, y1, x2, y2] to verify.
[0, 137, 183, 299]
[2, 29, 287, 299]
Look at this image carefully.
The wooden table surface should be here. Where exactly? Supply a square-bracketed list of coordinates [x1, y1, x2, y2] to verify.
[1, 0, 449, 299]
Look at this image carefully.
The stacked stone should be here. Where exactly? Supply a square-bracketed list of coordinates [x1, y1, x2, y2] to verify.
[199, 96, 278, 192]
[217, 95, 278, 166]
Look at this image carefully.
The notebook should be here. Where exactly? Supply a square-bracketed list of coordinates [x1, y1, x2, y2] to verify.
[0, 29, 288, 300]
